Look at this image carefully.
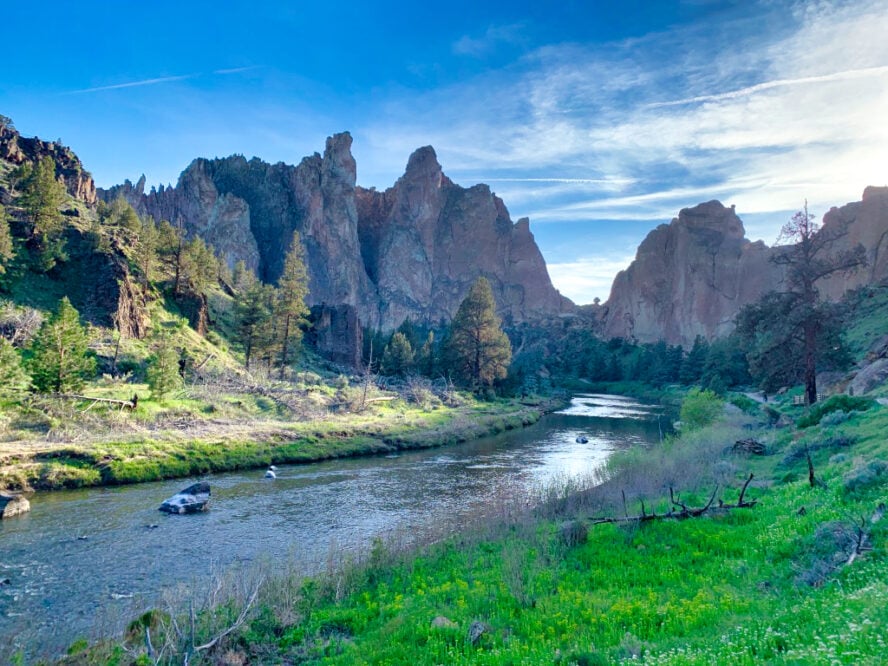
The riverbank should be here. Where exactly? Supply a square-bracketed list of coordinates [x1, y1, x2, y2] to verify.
[65, 390, 888, 664]
[0, 395, 564, 492]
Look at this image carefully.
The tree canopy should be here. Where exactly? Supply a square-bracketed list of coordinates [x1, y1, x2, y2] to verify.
[28, 297, 96, 393]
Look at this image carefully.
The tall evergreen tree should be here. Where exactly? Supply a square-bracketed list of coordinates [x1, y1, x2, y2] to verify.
[146, 333, 183, 399]
[445, 277, 512, 388]
[276, 232, 310, 376]
[0, 204, 14, 275]
[381, 331, 414, 377]
[234, 269, 273, 369]
[679, 335, 709, 384]
[19, 157, 67, 271]
[28, 297, 96, 393]
[0, 338, 30, 398]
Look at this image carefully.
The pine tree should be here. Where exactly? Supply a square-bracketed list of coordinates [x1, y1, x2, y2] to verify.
[19, 156, 67, 271]
[416, 331, 436, 377]
[28, 297, 96, 393]
[137, 217, 160, 284]
[20, 157, 65, 239]
[276, 232, 310, 377]
[146, 333, 182, 400]
[234, 269, 273, 369]
[736, 202, 865, 404]
[0, 204, 14, 275]
[381, 331, 414, 377]
[0, 338, 30, 399]
[444, 277, 512, 388]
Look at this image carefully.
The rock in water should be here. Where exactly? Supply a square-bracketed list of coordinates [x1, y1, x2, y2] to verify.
[0, 493, 30, 519]
[159, 482, 210, 514]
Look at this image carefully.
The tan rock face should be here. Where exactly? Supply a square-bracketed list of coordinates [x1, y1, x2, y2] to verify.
[0, 122, 97, 204]
[817, 186, 888, 300]
[102, 135, 570, 332]
[602, 201, 782, 347]
[602, 189, 888, 347]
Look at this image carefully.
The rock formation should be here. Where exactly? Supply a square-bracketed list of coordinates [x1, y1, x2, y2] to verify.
[817, 186, 888, 300]
[602, 189, 888, 348]
[356, 145, 571, 327]
[602, 201, 781, 347]
[102, 135, 571, 332]
[0, 119, 96, 204]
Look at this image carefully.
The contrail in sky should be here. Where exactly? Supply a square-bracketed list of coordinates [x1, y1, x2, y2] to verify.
[647, 64, 888, 108]
[65, 74, 195, 95]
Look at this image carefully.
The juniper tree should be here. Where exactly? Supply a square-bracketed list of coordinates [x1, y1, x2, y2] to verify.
[28, 297, 96, 393]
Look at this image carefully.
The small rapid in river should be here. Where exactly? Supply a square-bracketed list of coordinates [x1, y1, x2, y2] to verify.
[0, 394, 663, 659]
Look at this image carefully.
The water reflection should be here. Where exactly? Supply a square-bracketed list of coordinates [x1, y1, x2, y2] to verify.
[0, 394, 662, 658]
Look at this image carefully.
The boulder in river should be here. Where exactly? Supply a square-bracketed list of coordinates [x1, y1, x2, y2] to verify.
[0, 492, 30, 519]
[158, 482, 210, 514]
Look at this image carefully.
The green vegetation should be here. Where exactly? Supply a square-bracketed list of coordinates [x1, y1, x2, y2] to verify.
[26, 297, 95, 393]
[678, 387, 723, 430]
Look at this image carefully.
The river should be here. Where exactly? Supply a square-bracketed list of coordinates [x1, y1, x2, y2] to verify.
[0, 393, 663, 659]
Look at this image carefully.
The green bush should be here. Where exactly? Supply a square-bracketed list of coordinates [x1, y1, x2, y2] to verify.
[679, 387, 723, 430]
[797, 394, 875, 428]
[843, 459, 888, 498]
[728, 394, 759, 415]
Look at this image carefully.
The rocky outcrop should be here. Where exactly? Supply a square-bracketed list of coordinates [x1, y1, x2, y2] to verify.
[818, 186, 888, 300]
[356, 146, 571, 327]
[0, 492, 30, 519]
[158, 482, 210, 514]
[310, 304, 363, 367]
[602, 201, 781, 347]
[102, 135, 570, 334]
[602, 189, 888, 347]
[0, 119, 96, 204]
[58, 228, 151, 339]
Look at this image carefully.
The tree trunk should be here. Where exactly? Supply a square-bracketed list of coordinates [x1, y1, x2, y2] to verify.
[804, 320, 818, 405]
[279, 315, 290, 380]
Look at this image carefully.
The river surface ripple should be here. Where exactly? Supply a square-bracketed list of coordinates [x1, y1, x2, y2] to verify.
[0, 393, 663, 658]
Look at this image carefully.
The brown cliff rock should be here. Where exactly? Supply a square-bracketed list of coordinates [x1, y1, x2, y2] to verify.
[602, 201, 781, 347]
[818, 186, 888, 300]
[356, 145, 570, 328]
[0, 120, 96, 204]
[103, 135, 570, 336]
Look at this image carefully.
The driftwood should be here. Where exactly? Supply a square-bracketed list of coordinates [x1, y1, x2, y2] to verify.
[591, 473, 758, 526]
[55, 393, 138, 411]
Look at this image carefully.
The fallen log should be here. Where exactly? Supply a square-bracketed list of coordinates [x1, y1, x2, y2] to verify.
[55, 393, 137, 411]
[590, 473, 758, 526]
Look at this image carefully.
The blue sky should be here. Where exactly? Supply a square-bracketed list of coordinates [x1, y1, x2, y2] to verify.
[3, 0, 887, 304]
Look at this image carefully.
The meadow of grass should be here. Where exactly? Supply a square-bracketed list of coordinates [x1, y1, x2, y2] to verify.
[55, 390, 888, 665]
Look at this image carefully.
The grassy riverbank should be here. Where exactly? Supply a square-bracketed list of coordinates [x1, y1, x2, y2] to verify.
[58, 390, 888, 665]
[0, 391, 562, 492]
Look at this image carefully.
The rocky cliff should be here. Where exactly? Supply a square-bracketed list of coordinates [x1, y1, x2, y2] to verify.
[603, 189, 887, 348]
[602, 201, 783, 347]
[103, 134, 570, 330]
[817, 186, 888, 300]
[0, 120, 96, 204]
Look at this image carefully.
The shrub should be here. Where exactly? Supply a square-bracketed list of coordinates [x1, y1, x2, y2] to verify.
[797, 394, 875, 428]
[843, 459, 888, 498]
[728, 394, 759, 415]
[679, 387, 723, 430]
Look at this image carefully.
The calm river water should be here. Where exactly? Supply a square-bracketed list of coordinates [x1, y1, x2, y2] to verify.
[0, 394, 663, 659]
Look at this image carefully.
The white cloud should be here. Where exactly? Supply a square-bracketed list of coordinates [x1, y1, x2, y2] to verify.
[64, 74, 195, 94]
[547, 255, 637, 304]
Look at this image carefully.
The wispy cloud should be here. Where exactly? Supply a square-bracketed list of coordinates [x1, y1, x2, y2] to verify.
[646, 64, 888, 108]
[64, 74, 196, 95]
[477, 177, 636, 186]
[452, 23, 525, 57]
